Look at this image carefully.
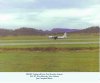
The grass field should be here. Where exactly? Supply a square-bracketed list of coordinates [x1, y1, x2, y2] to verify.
[0, 33, 99, 72]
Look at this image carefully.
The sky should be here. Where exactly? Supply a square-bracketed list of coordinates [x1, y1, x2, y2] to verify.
[0, 0, 100, 30]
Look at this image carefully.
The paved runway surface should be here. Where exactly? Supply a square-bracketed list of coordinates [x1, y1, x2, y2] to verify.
[0, 42, 99, 46]
[0, 38, 98, 42]
[0, 39, 99, 46]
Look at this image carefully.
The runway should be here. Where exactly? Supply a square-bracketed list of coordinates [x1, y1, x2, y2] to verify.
[0, 42, 99, 46]
[0, 38, 98, 42]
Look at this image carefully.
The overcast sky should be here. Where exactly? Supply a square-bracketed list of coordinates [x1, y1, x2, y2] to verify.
[0, 0, 100, 30]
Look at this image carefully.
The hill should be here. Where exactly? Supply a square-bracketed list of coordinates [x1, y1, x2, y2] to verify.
[0, 27, 45, 36]
[50, 28, 78, 33]
[72, 26, 100, 33]
[0, 27, 79, 36]
[0, 26, 99, 36]
[0, 29, 12, 36]
[12, 27, 45, 36]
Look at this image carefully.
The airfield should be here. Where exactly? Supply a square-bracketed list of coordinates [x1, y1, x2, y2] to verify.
[0, 33, 99, 72]
[0, 39, 98, 46]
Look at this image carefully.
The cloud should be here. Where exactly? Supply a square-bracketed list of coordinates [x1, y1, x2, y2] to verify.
[27, 0, 100, 9]
[0, 0, 36, 10]
[38, 9, 90, 18]
[0, 0, 36, 3]
[81, 5, 100, 25]
[27, 4, 100, 29]
[0, 0, 100, 29]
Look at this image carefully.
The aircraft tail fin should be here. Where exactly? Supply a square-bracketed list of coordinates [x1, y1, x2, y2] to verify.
[63, 32, 67, 38]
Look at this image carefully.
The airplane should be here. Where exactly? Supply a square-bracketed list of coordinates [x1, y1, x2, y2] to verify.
[48, 32, 67, 40]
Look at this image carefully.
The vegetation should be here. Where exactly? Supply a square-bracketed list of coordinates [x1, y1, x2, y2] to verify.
[0, 26, 99, 36]
[0, 27, 99, 72]
[0, 48, 98, 72]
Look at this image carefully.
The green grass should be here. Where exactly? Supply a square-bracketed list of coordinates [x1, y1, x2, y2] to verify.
[68, 33, 99, 39]
[0, 33, 99, 72]
[0, 33, 99, 40]
[0, 39, 99, 43]
[0, 35, 46, 40]
[0, 49, 99, 72]
[0, 43, 99, 49]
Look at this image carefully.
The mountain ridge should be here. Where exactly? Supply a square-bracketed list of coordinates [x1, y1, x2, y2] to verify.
[0, 26, 99, 36]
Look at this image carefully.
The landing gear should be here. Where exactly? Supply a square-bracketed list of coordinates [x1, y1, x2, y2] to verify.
[54, 36, 58, 40]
